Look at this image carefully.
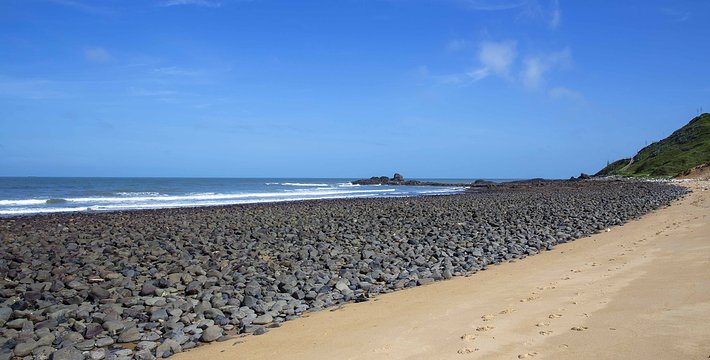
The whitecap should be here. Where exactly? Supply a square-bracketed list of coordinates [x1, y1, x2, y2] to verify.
[0, 199, 47, 206]
[280, 183, 329, 187]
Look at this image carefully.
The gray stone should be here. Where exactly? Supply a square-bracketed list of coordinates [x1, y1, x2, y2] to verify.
[32, 345, 55, 360]
[89, 286, 110, 300]
[150, 309, 169, 322]
[185, 281, 201, 295]
[113, 348, 133, 357]
[200, 326, 222, 342]
[140, 283, 157, 296]
[102, 320, 125, 335]
[13, 340, 38, 357]
[51, 346, 83, 360]
[89, 348, 106, 360]
[5, 318, 26, 329]
[253, 326, 268, 335]
[253, 314, 273, 325]
[135, 350, 156, 360]
[136, 341, 158, 351]
[37, 334, 55, 347]
[0, 308, 11, 327]
[155, 339, 182, 358]
[117, 327, 142, 343]
[94, 337, 114, 347]
[75, 339, 95, 351]
[84, 323, 103, 339]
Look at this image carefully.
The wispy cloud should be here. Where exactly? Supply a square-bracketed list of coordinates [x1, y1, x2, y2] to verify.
[549, 0, 561, 29]
[432, 38, 576, 100]
[549, 86, 583, 102]
[153, 66, 201, 77]
[46, 0, 115, 15]
[127, 87, 178, 97]
[84, 47, 112, 63]
[0, 77, 72, 100]
[438, 40, 517, 85]
[661, 7, 690, 22]
[159, 0, 222, 7]
[521, 48, 570, 89]
[446, 39, 470, 51]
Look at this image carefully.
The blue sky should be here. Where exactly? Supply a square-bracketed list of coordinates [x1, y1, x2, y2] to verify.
[0, 0, 707, 178]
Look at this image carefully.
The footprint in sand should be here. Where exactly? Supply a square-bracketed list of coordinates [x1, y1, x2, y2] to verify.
[457, 347, 477, 354]
[536, 322, 550, 327]
[460, 334, 476, 341]
[539, 330, 553, 336]
[518, 352, 538, 358]
[481, 314, 495, 322]
[499, 308, 515, 315]
[476, 325, 495, 332]
[571, 326, 588, 331]
[520, 295, 540, 303]
[549, 314, 563, 319]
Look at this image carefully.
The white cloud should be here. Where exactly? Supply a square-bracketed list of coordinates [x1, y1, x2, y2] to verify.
[434, 41, 573, 92]
[84, 47, 111, 62]
[521, 48, 570, 89]
[159, 0, 221, 7]
[479, 40, 517, 77]
[434, 40, 516, 85]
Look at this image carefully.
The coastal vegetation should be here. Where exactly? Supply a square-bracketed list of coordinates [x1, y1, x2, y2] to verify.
[596, 113, 710, 178]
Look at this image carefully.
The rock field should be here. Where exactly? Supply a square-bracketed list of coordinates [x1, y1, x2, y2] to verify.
[0, 180, 687, 359]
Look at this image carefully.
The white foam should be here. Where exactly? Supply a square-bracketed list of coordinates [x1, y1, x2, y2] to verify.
[114, 192, 161, 197]
[337, 182, 360, 187]
[0, 206, 91, 215]
[0, 189, 397, 209]
[417, 187, 466, 194]
[0, 193, 380, 215]
[280, 183, 329, 187]
[0, 199, 47, 206]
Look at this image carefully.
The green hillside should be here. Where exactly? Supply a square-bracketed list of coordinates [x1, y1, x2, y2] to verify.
[596, 113, 710, 178]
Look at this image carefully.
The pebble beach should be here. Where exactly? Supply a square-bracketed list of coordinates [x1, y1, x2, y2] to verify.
[0, 179, 688, 359]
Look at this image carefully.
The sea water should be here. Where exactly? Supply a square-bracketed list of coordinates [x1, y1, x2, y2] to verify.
[0, 177, 505, 216]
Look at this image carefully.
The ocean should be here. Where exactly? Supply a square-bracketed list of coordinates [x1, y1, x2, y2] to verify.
[0, 177, 509, 216]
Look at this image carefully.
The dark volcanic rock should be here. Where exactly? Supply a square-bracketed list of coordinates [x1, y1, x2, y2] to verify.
[0, 179, 687, 359]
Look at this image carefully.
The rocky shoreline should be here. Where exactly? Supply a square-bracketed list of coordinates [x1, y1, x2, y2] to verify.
[0, 180, 687, 360]
[351, 173, 490, 186]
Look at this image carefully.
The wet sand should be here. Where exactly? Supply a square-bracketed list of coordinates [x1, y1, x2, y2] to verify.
[174, 180, 710, 360]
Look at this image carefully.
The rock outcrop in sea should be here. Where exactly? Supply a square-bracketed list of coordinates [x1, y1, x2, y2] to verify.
[0, 180, 687, 359]
[351, 173, 471, 186]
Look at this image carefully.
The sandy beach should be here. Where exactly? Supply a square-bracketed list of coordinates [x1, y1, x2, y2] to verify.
[174, 180, 710, 360]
